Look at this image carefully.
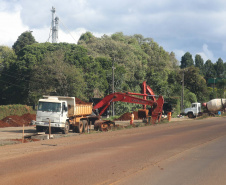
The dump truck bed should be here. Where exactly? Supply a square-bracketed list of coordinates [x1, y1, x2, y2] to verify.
[43, 96, 93, 117]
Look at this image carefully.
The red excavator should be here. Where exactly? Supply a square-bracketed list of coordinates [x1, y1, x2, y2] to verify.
[92, 81, 164, 130]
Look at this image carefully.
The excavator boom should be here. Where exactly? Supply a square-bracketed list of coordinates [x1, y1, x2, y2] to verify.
[93, 92, 157, 116]
[93, 85, 164, 124]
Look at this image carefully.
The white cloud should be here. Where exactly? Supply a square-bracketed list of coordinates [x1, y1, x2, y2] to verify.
[32, 26, 109, 44]
[174, 49, 185, 61]
[58, 28, 87, 44]
[0, 9, 28, 47]
[197, 44, 214, 62]
[1, 0, 226, 61]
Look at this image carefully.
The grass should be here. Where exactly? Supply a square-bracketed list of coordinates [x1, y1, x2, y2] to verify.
[0, 104, 36, 120]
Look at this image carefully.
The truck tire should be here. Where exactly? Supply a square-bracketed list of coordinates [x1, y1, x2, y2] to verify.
[62, 121, 69, 134]
[75, 121, 83, 133]
[82, 120, 88, 133]
[36, 126, 43, 132]
[188, 112, 194, 118]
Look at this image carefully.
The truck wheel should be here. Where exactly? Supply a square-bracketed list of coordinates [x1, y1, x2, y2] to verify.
[188, 112, 194, 118]
[82, 120, 88, 133]
[36, 126, 43, 132]
[75, 121, 83, 133]
[62, 121, 69, 134]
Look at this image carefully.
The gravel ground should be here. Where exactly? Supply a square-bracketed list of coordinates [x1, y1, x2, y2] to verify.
[0, 116, 191, 145]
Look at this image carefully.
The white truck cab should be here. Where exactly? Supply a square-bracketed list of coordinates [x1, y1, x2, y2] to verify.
[35, 96, 69, 134]
[183, 102, 201, 118]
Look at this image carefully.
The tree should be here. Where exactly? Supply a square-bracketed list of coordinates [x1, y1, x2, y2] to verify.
[195, 54, 204, 74]
[216, 79, 226, 98]
[0, 46, 16, 68]
[0, 46, 17, 104]
[183, 66, 208, 102]
[203, 59, 216, 80]
[29, 50, 86, 103]
[183, 88, 197, 108]
[180, 52, 194, 69]
[12, 31, 37, 55]
[214, 58, 224, 78]
[78, 32, 94, 44]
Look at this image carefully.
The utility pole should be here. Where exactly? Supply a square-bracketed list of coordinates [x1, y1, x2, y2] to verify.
[112, 58, 116, 116]
[181, 70, 185, 113]
[51, 7, 59, 43]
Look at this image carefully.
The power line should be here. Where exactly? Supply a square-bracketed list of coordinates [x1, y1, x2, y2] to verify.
[59, 19, 77, 43]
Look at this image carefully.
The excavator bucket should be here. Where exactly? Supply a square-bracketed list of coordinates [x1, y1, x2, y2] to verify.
[94, 120, 115, 131]
[138, 109, 149, 119]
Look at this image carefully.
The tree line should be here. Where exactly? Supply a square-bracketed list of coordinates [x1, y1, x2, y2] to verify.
[0, 31, 225, 115]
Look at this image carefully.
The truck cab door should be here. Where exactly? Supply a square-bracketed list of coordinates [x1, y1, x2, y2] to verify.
[62, 102, 68, 120]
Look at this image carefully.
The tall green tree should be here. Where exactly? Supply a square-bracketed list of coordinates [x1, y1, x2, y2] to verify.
[214, 58, 224, 78]
[183, 66, 208, 102]
[180, 52, 194, 69]
[195, 54, 204, 74]
[203, 59, 216, 80]
[12, 31, 37, 55]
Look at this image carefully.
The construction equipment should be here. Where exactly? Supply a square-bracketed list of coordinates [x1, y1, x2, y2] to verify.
[181, 98, 226, 118]
[93, 81, 164, 128]
[35, 96, 97, 134]
[202, 99, 226, 112]
[35, 82, 164, 133]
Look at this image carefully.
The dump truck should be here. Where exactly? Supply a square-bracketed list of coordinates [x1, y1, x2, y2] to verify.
[35, 96, 98, 134]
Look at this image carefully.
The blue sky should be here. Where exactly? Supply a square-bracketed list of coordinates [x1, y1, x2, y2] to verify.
[1, 0, 226, 63]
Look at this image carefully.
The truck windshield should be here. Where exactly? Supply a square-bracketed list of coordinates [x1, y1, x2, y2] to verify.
[38, 102, 61, 112]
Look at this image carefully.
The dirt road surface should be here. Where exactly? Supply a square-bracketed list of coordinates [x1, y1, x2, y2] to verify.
[0, 117, 225, 185]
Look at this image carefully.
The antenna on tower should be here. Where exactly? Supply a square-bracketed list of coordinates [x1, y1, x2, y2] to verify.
[51, 7, 59, 43]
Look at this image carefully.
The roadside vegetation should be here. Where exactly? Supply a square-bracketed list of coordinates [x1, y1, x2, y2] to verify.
[0, 105, 35, 120]
[0, 31, 226, 116]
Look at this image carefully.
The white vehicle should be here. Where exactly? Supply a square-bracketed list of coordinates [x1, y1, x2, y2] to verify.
[182, 99, 226, 119]
[183, 102, 201, 118]
[35, 96, 94, 134]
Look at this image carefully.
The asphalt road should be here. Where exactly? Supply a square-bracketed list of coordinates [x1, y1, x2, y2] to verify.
[0, 117, 225, 185]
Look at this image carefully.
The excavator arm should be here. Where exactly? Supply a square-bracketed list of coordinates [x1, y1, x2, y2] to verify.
[93, 92, 157, 116]
[93, 91, 164, 124]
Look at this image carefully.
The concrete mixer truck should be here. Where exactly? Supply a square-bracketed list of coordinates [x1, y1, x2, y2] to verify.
[181, 99, 226, 118]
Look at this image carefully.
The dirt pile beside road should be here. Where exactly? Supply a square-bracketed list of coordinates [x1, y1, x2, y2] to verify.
[115, 111, 140, 121]
[0, 113, 36, 128]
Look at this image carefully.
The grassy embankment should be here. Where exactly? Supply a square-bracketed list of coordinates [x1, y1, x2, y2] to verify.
[0, 105, 35, 120]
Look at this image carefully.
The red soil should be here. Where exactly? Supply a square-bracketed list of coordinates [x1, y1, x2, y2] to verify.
[75, 97, 92, 105]
[115, 111, 140, 121]
[0, 113, 36, 128]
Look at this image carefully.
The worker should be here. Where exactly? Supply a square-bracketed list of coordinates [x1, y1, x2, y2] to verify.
[130, 112, 134, 125]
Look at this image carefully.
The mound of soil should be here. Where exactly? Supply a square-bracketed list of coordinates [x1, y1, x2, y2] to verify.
[21, 113, 36, 123]
[0, 120, 10, 127]
[75, 97, 92, 105]
[0, 113, 36, 128]
[115, 111, 140, 121]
